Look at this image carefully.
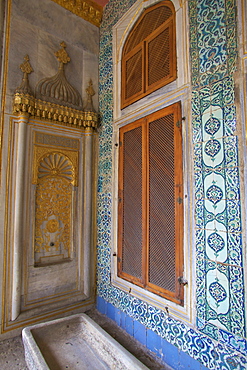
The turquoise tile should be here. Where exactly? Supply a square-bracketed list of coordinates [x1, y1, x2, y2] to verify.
[162, 338, 179, 369]
[179, 351, 201, 369]
[107, 301, 115, 321]
[97, 295, 107, 314]
[147, 329, 161, 357]
[125, 315, 134, 336]
[134, 320, 146, 346]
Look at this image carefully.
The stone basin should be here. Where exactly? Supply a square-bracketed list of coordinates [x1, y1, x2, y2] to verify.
[22, 313, 148, 370]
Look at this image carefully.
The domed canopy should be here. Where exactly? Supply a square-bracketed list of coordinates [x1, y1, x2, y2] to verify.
[35, 42, 82, 110]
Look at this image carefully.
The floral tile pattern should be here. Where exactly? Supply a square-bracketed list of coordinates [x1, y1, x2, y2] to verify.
[97, 0, 246, 368]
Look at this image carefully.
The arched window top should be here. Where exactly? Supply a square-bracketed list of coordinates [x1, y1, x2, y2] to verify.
[121, 0, 177, 109]
[123, 1, 174, 55]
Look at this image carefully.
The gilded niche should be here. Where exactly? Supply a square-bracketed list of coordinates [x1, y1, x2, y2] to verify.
[34, 151, 77, 265]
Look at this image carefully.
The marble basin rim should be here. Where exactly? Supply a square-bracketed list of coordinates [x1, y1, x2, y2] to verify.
[22, 313, 148, 370]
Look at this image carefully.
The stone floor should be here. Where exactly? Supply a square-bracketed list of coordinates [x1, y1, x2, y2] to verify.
[0, 335, 27, 370]
[0, 309, 170, 369]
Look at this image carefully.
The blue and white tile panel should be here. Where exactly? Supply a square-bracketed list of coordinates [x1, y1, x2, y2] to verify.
[97, 0, 247, 368]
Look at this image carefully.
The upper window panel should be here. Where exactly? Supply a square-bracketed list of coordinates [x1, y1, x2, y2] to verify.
[121, 0, 177, 109]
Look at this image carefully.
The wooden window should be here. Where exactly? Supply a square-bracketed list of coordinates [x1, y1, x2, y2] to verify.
[118, 102, 184, 305]
[121, 1, 177, 109]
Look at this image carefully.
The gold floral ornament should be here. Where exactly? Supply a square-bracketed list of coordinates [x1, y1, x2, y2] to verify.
[34, 179, 71, 255]
[34, 152, 75, 258]
[50, 0, 103, 27]
[37, 152, 75, 185]
[46, 219, 60, 233]
[20, 54, 33, 75]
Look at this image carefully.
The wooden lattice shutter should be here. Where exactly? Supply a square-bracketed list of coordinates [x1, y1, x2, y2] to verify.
[118, 120, 145, 286]
[146, 103, 183, 304]
[146, 18, 175, 93]
[121, 1, 176, 109]
[118, 102, 184, 305]
[122, 45, 144, 106]
[123, 4, 173, 54]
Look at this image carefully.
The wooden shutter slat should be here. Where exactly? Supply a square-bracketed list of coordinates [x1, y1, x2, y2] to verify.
[118, 124, 143, 282]
[121, 44, 144, 109]
[147, 103, 183, 304]
[148, 114, 176, 292]
[147, 24, 171, 87]
[125, 50, 143, 99]
[145, 19, 176, 96]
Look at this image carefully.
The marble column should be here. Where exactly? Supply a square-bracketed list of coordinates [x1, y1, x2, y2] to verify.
[83, 127, 94, 297]
[11, 114, 28, 321]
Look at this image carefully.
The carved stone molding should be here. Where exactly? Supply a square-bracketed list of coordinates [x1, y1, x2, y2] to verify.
[13, 93, 98, 129]
[51, 0, 103, 27]
[13, 52, 99, 130]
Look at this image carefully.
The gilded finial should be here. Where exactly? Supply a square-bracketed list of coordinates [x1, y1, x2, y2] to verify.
[20, 55, 33, 74]
[84, 79, 95, 112]
[86, 79, 95, 97]
[15, 55, 33, 95]
[55, 41, 70, 65]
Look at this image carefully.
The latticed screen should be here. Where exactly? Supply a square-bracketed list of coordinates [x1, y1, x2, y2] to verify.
[124, 5, 173, 54]
[121, 126, 143, 279]
[118, 103, 184, 305]
[121, 1, 176, 109]
[148, 115, 176, 292]
[125, 49, 143, 100]
[147, 27, 170, 87]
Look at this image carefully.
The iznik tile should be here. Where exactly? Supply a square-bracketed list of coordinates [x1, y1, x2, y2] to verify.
[202, 138, 224, 168]
[97, 0, 245, 369]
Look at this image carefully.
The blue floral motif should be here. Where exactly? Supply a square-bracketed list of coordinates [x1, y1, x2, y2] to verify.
[204, 139, 221, 157]
[207, 232, 225, 253]
[209, 281, 227, 302]
[205, 117, 221, 136]
[206, 185, 223, 204]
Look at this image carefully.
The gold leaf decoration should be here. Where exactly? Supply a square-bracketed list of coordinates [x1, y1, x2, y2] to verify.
[38, 153, 74, 183]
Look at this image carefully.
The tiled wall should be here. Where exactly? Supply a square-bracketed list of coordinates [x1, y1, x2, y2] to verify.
[97, 0, 247, 368]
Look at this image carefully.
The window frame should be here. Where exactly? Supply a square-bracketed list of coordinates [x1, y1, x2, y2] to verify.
[117, 102, 184, 305]
[112, 0, 193, 324]
[121, 0, 177, 109]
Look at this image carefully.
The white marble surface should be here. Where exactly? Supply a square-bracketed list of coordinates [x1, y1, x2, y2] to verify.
[6, 0, 99, 113]
[22, 314, 149, 370]
[0, 0, 99, 338]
